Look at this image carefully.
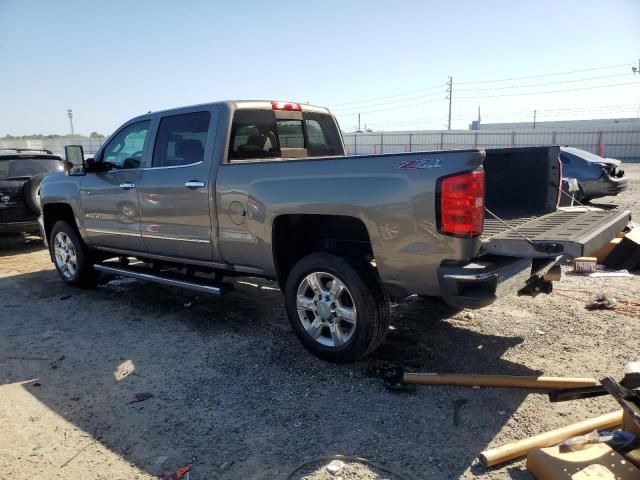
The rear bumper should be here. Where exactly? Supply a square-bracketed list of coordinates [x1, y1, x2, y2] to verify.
[438, 255, 533, 309]
[0, 220, 40, 234]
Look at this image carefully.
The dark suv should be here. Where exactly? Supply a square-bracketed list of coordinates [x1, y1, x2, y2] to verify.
[0, 148, 63, 234]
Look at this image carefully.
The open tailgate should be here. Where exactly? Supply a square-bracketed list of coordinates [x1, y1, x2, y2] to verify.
[481, 207, 631, 258]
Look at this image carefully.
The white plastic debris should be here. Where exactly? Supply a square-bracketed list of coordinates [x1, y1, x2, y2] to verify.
[589, 269, 632, 278]
[326, 459, 345, 475]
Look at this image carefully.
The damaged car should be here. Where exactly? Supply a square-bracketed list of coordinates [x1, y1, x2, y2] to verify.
[559, 146, 628, 201]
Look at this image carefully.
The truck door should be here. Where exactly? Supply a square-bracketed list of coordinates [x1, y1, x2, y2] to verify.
[138, 108, 219, 261]
[81, 120, 151, 252]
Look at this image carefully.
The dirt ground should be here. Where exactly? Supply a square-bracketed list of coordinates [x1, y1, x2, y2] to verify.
[1, 165, 639, 480]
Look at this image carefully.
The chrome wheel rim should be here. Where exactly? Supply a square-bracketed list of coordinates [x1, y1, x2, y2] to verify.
[53, 232, 78, 280]
[296, 271, 357, 348]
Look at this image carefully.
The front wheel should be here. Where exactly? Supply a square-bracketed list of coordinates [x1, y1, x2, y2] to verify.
[284, 253, 389, 363]
[50, 221, 100, 287]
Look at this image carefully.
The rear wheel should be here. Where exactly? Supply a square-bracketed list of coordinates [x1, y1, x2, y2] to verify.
[50, 221, 100, 287]
[284, 253, 389, 363]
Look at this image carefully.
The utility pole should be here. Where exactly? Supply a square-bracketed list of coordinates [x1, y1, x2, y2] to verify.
[634, 59, 640, 117]
[533, 109, 537, 129]
[358, 113, 361, 132]
[447, 76, 453, 130]
[67, 109, 74, 136]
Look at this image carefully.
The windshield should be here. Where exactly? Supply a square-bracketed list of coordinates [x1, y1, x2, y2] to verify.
[0, 157, 63, 180]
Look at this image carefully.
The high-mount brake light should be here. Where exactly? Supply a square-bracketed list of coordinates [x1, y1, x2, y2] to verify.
[271, 101, 302, 111]
[438, 170, 485, 237]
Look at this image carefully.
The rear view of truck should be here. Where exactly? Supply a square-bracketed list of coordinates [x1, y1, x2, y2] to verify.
[438, 146, 630, 309]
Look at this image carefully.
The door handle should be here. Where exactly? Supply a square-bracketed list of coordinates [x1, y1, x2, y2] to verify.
[185, 180, 206, 189]
[119, 182, 136, 190]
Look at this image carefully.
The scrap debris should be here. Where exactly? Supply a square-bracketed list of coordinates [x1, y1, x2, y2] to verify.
[586, 293, 617, 310]
[127, 392, 154, 404]
[160, 465, 190, 480]
[554, 288, 640, 316]
[325, 459, 345, 475]
[478, 410, 624, 467]
[453, 398, 467, 427]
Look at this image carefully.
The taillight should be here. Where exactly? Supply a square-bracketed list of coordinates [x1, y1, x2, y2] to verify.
[271, 101, 302, 111]
[439, 170, 485, 237]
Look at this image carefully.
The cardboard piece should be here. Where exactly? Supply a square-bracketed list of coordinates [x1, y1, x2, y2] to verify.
[526, 443, 640, 479]
[593, 237, 622, 264]
[604, 228, 640, 270]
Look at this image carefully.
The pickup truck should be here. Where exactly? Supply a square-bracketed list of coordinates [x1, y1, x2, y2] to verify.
[39, 100, 631, 362]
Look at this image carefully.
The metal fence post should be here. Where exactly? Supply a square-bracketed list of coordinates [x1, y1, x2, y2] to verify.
[597, 131, 603, 156]
[408, 132, 413, 152]
[552, 131, 557, 145]
[440, 132, 444, 150]
[380, 133, 384, 154]
[354, 134, 357, 155]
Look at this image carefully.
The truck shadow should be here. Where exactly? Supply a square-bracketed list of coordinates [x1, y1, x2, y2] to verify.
[0, 233, 45, 256]
[1, 268, 536, 479]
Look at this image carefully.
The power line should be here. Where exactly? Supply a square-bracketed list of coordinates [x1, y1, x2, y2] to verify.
[335, 97, 444, 116]
[456, 73, 631, 92]
[327, 82, 447, 107]
[331, 89, 445, 112]
[456, 63, 633, 85]
[457, 81, 638, 99]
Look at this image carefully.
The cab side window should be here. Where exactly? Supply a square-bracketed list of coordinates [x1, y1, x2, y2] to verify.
[102, 121, 150, 170]
[152, 112, 211, 168]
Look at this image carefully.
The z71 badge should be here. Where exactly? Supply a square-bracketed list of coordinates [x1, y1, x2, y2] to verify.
[397, 158, 442, 170]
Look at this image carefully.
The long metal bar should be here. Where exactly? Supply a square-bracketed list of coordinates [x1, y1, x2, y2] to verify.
[94, 263, 223, 295]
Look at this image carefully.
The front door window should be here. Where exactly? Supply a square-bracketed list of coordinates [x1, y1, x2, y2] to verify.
[102, 121, 150, 170]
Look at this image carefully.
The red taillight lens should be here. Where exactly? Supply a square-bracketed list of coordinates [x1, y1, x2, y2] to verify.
[271, 101, 302, 111]
[439, 170, 485, 237]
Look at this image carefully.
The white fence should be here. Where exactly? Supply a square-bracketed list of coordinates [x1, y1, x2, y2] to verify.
[5, 126, 640, 162]
[0, 137, 105, 155]
[343, 127, 640, 162]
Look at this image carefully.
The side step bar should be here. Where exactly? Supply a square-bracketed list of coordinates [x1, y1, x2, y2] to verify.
[94, 263, 232, 296]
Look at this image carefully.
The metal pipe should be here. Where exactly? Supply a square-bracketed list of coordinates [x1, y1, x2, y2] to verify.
[478, 410, 623, 467]
[403, 373, 598, 389]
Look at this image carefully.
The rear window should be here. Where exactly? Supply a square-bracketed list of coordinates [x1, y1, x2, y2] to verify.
[0, 157, 62, 179]
[228, 109, 343, 161]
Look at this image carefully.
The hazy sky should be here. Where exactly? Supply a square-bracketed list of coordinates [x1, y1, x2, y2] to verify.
[1, 0, 639, 135]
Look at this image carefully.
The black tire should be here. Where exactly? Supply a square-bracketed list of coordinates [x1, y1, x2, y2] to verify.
[284, 253, 390, 363]
[22, 173, 47, 215]
[50, 220, 100, 288]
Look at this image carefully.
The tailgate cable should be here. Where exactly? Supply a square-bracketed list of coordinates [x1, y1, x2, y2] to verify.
[484, 207, 565, 254]
[484, 207, 535, 245]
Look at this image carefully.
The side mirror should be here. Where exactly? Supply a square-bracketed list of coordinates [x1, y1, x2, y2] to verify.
[64, 145, 86, 176]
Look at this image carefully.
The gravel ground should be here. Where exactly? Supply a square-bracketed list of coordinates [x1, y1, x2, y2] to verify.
[0, 165, 639, 480]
